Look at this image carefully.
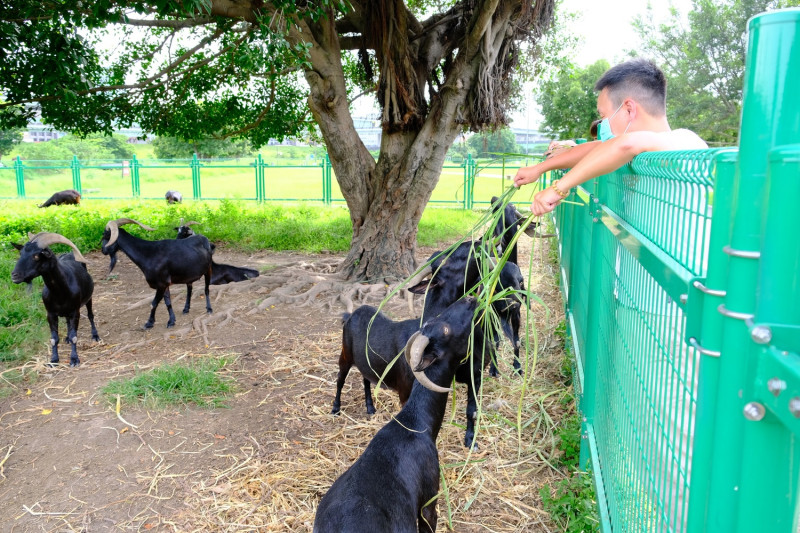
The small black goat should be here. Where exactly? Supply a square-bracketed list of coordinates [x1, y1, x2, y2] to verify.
[173, 221, 260, 285]
[11, 232, 99, 366]
[101, 218, 213, 329]
[165, 190, 182, 204]
[315, 298, 480, 533]
[332, 305, 418, 415]
[38, 189, 81, 208]
[332, 299, 491, 448]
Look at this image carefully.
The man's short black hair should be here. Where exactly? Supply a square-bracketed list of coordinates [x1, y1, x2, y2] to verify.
[594, 59, 667, 116]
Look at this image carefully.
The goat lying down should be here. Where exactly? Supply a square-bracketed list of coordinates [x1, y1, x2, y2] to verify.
[315, 297, 481, 533]
[175, 221, 260, 285]
[101, 218, 213, 329]
[11, 232, 99, 366]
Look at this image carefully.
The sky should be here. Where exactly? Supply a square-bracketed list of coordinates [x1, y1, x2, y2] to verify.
[510, 0, 694, 128]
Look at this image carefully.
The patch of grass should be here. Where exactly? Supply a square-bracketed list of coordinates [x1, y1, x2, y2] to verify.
[540, 471, 600, 533]
[0, 249, 47, 363]
[102, 357, 236, 409]
[0, 200, 481, 254]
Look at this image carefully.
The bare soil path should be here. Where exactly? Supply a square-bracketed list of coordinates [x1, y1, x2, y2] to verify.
[0, 238, 568, 532]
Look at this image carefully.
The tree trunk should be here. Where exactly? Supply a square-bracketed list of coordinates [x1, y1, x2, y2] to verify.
[294, 1, 553, 282]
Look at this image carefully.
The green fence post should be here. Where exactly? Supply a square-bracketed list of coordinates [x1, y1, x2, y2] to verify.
[324, 154, 331, 205]
[131, 154, 140, 198]
[71, 155, 82, 194]
[578, 179, 607, 469]
[191, 153, 201, 199]
[733, 144, 800, 532]
[14, 155, 25, 198]
[254, 154, 261, 203]
[705, 9, 800, 532]
[462, 156, 469, 209]
[685, 150, 738, 531]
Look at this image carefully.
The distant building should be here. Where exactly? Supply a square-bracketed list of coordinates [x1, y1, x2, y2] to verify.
[22, 120, 148, 143]
[510, 126, 553, 151]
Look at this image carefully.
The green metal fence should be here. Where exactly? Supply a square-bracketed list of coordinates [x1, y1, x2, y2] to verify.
[0, 152, 538, 208]
[551, 9, 800, 533]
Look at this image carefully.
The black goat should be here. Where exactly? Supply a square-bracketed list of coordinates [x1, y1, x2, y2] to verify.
[173, 221, 260, 285]
[101, 218, 213, 329]
[315, 298, 480, 533]
[332, 305, 418, 415]
[332, 299, 492, 448]
[38, 189, 81, 208]
[165, 190, 182, 204]
[409, 246, 529, 377]
[11, 232, 99, 366]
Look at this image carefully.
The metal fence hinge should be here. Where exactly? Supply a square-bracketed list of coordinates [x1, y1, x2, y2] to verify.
[723, 245, 761, 259]
[689, 337, 721, 357]
[718, 304, 755, 321]
[692, 280, 726, 297]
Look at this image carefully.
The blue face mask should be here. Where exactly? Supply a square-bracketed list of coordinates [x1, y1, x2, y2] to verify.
[598, 102, 624, 142]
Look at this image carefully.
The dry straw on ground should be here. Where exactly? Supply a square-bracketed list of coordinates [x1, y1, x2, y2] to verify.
[169, 236, 571, 532]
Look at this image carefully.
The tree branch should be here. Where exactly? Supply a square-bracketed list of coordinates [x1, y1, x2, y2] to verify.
[120, 17, 216, 28]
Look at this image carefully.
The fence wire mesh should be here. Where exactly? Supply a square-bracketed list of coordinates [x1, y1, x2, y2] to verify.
[553, 149, 721, 533]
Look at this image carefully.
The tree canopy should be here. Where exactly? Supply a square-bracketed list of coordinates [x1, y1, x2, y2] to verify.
[536, 60, 608, 140]
[1, 0, 556, 281]
[634, 0, 800, 145]
[0, 128, 23, 159]
[467, 127, 522, 158]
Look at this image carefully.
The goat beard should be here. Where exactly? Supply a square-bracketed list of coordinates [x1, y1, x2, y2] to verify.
[107, 252, 118, 275]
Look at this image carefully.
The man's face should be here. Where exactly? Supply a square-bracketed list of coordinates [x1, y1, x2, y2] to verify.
[597, 88, 628, 137]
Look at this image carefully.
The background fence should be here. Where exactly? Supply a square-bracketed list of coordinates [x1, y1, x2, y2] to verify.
[550, 9, 800, 533]
[0, 153, 539, 209]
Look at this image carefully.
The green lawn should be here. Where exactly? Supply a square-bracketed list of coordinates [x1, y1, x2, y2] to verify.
[0, 149, 541, 207]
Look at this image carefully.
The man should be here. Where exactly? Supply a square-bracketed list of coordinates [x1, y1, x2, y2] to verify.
[517, 58, 709, 532]
[514, 58, 707, 213]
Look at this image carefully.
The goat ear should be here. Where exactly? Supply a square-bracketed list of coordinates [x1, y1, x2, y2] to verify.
[407, 278, 441, 294]
[415, 352, 438, 371]
[11, 242, 23, 251]
[522, 221, 540, 238]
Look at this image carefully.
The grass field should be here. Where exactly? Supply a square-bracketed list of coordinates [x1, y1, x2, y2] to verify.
[1, 145, 541, 206]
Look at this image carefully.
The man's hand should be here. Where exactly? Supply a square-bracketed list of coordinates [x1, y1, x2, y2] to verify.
[513, 165, 543, 188]
[531, 187, 563, 216]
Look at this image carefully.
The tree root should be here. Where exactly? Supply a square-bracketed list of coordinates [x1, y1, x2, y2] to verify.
[117, 259, 417, 348]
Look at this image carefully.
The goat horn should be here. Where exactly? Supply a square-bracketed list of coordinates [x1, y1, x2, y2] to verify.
[105, 218, 155, 247]
[28, 232, 87, 263]
[404, 264, 433, 289]
[405, 332, 452, 394]
[184, 220, 200, 226]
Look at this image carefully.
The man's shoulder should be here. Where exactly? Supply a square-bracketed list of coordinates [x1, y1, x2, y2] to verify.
[662, 128, 708, 150]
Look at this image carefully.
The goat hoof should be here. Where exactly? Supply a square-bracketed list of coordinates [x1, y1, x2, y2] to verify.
[331, 407, 341, 415]
[182, 309, 190, 315]
[489, 368, 499, 378]
[166, 322, 175, 329]
[70, 360, 80, 368]
[92, 335, 101, 342]
[48, 361, 59, 368]
[366, 406, 376, 415]
[143, 322, 154, 330]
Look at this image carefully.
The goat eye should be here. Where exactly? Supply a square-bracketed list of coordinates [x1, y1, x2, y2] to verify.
[34, 254, 40, 261]
[442, 325, 450, 336]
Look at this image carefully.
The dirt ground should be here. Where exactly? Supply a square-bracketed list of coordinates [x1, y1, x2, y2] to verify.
[0, 237, 569, 532]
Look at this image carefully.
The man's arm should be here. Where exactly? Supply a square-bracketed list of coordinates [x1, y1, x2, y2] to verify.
[530, 131, 702, 215]
[513, 140, 601, 187]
